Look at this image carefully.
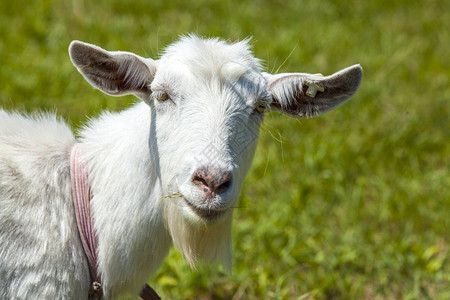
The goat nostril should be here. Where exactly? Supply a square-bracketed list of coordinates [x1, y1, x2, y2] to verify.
[216, 177, 232, 194]
[192, 175, 209, 190]
[192, 175, 203, 185]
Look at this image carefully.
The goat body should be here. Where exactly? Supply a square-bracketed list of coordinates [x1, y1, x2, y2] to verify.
[0, 35, 362, 298]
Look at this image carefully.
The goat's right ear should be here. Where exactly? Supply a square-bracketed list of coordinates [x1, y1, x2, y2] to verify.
[69, 41, 157, 101]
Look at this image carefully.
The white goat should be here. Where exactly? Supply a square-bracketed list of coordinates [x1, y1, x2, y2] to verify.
[0, 35, 362, 299]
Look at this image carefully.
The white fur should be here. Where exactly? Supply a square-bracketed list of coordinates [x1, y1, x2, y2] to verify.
[0, 112, 90, 298]
[0, 35, 362, 298]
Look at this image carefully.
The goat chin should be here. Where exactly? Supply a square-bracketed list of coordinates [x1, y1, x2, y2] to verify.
[163, 198, 233, 270]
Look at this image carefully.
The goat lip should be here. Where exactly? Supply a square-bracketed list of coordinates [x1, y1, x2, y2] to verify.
[184, 199, 228, 221]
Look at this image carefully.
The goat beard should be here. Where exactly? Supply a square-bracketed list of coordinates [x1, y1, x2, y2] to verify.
[163, 199, 232, 270]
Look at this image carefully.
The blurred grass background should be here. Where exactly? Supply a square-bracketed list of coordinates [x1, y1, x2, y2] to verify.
[1, 0, 449, 299]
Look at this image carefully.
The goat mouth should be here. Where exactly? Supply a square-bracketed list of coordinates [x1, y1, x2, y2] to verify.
[184, 199, 228, 222]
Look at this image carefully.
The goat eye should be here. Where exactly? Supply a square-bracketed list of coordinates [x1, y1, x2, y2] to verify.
[156, 92, 170, 101]
[255, 104, 266, 113]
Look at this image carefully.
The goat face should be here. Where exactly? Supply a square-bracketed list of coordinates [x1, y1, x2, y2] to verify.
[151, 38, 270, 225]
[69, 35, 362, 229]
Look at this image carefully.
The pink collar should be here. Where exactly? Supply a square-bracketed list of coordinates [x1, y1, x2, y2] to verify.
[70, 145, 103, 297]
[70, 144, 160, 299]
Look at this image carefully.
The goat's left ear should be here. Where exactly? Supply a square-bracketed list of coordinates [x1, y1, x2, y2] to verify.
[264, 64, 363, 118]
[69, 41, 157, 101]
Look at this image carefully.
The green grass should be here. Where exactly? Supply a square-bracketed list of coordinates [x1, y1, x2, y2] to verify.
[1, 0, 449, 299]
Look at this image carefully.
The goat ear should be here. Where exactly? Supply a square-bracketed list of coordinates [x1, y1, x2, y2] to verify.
[265, 64, 363, 118]
[69, 41, 157, 100]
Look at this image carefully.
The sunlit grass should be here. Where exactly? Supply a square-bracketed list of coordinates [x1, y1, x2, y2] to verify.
[1, 0, 448, 298]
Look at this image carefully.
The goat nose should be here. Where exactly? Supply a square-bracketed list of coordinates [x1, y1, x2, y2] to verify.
[192, 167, 233, 195]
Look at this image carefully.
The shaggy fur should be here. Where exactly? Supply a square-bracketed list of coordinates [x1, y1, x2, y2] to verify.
[0, 35, 362, 298]
[0, 112, 90, 298]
